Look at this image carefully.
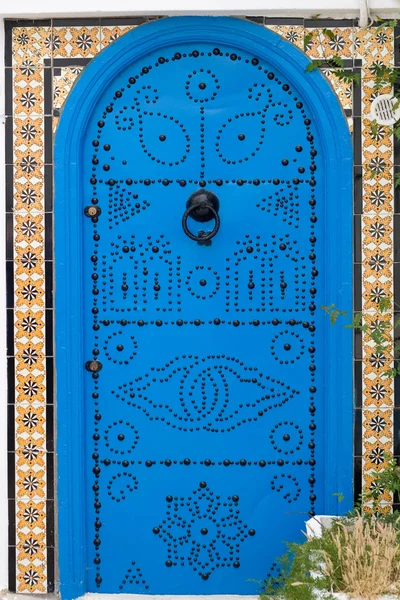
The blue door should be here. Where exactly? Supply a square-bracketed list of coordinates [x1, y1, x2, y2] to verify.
[56, 16, 352, 598]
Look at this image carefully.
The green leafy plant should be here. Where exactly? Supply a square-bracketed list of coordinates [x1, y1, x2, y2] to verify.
[304, 27, 361, 83]
[260, 515, 400, 600]
[304, 19, 400, 186]
[321, 298, 400, 379]
[368, 454, 400, 503]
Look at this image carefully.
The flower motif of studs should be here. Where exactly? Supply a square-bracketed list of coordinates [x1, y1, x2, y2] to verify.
[153, 481, 255, 580]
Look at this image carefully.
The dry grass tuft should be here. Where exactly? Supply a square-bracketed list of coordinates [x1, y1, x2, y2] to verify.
[323, 516, 400, 600]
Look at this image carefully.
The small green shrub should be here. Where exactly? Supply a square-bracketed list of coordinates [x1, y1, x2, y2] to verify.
[260, 515, 400, 600]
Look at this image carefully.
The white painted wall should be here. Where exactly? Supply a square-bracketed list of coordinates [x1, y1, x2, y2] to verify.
[0, 0, 399, 19]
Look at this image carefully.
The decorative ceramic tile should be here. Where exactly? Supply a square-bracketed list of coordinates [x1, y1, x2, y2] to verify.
[354, 27, 394, 66]
[13, 87, 44, 119]
[12, 27, 52, 66]
[52, 26, 100, 58]
[304, 26, 354, 59]
[264, 24, 304, 49]
[322, 68, 353, 111]
[53, 66, 83, 111]
[100, 24, 138, 49]
[5, 16, 399, 594]
[13, 180, 45, 213]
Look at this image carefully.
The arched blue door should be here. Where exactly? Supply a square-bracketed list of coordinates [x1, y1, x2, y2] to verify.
[55, 16, 353, 599]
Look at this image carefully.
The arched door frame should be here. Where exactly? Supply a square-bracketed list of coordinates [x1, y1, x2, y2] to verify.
[55, 16, 353, 600]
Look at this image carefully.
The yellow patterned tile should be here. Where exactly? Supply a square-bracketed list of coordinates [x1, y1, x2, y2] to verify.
[16, 374, 45, 404]
[53, 26, 100, 58]
[14, 117, 44, 151]
[17, 563, 46, 592]
[355, 27, 394, 66]
[15, 309, 45, 340]
[363, 375, 393, 407]
[16, 468, 46, 499]
[53, 66, 83, 111]
[14, 180, 45, 213]
[70, 26, 100, 57]
[17, 531, 46, 562]
[12, 27, 51, 65]
[363, 503, 392, 515]
[14, 149, 44, 182]
[16, 405, 45, 435]
[14, 245, 44, 277]
[264, 24, 304, 50]
[363, 149, 393, 183]
[363, 472, 392, 503]
[363, 440, 392, 471]
[101, 25, 136, 48]
[15, 277, 45, 308]
[15, 341, 45, 373]
[17, 500, 45, 531]
[362, 215, 392, 246]
[322, 68, 352, 111]
[14, 214, 44, 244]
[14, 61, 43, 85]
[39, 27, 67, 57]
[363, 182, 393, 214]
[363, 344, 392, 376]
[305, 27, 353, 59]
[363, 246, 392, 279]
[362, 118, 392, 150]
[16, 436, 45, 468]
[363, 408, 393, 439]
[14, 82, 44, 116]
[362, 312, 392, 343]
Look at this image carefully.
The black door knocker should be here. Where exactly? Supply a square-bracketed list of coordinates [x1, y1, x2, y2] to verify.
[182, 189, 220, 244]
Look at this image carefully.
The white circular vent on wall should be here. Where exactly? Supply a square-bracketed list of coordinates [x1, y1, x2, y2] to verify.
[370, 94, 400, 126]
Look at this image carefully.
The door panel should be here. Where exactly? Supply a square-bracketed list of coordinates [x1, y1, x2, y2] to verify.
[82, 35, 324, 594]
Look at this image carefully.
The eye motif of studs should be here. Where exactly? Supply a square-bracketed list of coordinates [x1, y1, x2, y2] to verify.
[153, 481, 255, 579]
[113, 355, 300, 432]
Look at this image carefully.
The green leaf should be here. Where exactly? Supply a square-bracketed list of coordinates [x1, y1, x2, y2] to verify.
[333, 492, 345, 502]
[394, 125, 400, 142]
[305, 60, 321, 72]
[370, 119, 380, 138]
[395, 172, 400, 188]
[383, 367, 398, 378]
[376, 18, 398, 33]
[304, 31, 314, 49]
[331, 69, 360, 85]
[323, 28, 335, 41]
[379, 296, 393, 313]
[329, 55, 344, 68]
[320, 304, 347, 325]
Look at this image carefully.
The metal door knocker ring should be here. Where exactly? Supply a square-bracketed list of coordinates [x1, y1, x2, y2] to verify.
[182, 189, 220, 242]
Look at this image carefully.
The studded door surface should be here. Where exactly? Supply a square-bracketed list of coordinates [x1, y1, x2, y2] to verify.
[83, 37, 323, 595]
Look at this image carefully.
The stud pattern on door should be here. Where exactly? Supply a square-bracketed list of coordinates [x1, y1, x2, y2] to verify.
[83, 39, 322, 595]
